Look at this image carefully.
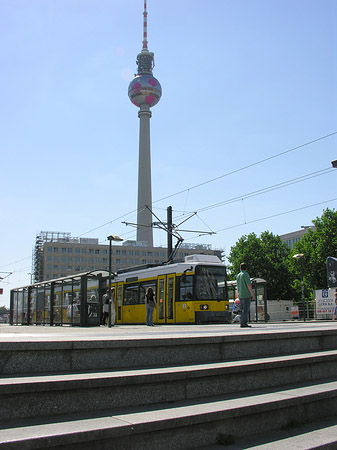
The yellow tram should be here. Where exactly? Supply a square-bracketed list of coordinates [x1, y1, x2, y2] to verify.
[111, 254, 230, 325]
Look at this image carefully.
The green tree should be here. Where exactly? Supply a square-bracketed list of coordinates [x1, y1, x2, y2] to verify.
[290, 208, 337, 296]
[228, 231, 292, 300]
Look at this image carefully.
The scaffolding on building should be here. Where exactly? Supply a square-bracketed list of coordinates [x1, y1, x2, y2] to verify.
[33, 231, 72, 283]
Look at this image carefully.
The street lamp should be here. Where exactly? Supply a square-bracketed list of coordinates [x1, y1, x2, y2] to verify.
[107, 235, 123, 327]
[293, 253, 305, 321]
[331, 160, 337, 168]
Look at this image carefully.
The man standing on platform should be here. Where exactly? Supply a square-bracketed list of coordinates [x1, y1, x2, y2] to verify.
[236, 262, 255, 328]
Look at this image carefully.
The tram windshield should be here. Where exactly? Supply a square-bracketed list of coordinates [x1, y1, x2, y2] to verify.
[195, 265, 226, 300]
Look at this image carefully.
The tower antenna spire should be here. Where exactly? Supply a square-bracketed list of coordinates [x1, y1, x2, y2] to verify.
[142, 0, 148, 51]
[128, 0, 162, 246]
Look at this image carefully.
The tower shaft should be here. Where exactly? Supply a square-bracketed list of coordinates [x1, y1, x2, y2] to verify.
[137, 104, 153, 246]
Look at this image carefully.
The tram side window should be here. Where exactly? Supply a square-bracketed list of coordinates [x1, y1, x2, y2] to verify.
[179, 275, 193, 301]
[124, 284, 139, 305]
[139, 281, 156, 304]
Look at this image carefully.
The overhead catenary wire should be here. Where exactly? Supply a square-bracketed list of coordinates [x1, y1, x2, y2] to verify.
[196, 167, 334, 213]
[152, 131, 337, 205]
[181, 197, 337, 242]
[79, 131, 337, 237]
[215, 197, 337, 233]
[3, 133, 337, 277]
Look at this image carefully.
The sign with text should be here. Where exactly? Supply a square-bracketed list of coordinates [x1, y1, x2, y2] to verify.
[315, 289, 335, 316]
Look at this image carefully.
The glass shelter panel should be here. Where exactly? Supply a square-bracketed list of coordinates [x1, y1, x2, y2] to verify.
[23, 288, 29, 325]
[44, 287, 51, 324]
[36, 287, 45, 324]
[70, 280, 81, 325]
[87, 278, 100, 325]
[63, 280, 73, 325]
[30, 288, 37, 324]
[12, 291, 19, 324]
[18, 290, 25, 324]
[53, 283, 62, 325]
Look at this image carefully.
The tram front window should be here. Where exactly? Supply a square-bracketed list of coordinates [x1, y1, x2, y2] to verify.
[195, 266, 226, 300]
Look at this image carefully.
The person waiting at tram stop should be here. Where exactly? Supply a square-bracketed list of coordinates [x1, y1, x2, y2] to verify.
[110, 287, 116, 326]
[232, 299, 241, 323]
[101, 289, 110, 326]
[145, 287, 157, 327]
[236, 262, 255, 328]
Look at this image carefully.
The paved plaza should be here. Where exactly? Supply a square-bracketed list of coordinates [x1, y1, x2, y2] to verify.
[1, 321, 337, 342]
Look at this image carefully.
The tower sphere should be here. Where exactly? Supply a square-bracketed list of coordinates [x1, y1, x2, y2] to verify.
[128, 74, 162, 108]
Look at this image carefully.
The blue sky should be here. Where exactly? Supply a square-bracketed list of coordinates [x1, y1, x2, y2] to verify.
[1, 0, 336, 307]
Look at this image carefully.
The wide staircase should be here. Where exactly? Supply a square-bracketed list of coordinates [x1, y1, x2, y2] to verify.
[1, 328, 337, 449]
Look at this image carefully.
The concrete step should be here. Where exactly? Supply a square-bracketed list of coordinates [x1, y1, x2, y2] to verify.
[1, 328, 337, 376]
[200, 416, 337, 449]
[2, 350, 337, 421]
[1, 379, 337, 449]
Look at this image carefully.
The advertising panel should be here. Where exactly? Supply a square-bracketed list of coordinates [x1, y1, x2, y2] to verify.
[315, 288, 336, 318]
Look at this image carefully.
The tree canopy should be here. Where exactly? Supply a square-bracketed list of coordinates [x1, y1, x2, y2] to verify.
[227, 231, 293, 300]
[289, 208, 337, 297]
[227, 208, 337, 301]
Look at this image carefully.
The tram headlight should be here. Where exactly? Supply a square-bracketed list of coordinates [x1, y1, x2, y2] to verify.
[200, 304, 209, 310]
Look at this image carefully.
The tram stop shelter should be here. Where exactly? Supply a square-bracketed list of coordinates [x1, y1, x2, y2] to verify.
[227, 277, 268, 322]
[10, 270, 109, 327]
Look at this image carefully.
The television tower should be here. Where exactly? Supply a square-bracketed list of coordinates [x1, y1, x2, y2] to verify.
[128, 0, 162, 246]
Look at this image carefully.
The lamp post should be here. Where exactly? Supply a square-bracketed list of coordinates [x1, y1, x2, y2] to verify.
[107, 235, 123, 327]
[293, 253, 305, 321]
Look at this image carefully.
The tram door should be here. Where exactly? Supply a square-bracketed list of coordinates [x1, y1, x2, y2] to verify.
[116, 282, 123, 324]
[157, 275, 175, 324]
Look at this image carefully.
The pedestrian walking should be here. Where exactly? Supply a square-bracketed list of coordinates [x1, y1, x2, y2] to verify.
[236, 262, 255, 328]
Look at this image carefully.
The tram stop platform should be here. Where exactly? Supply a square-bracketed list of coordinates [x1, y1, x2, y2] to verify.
[1, 321, 337, 449]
